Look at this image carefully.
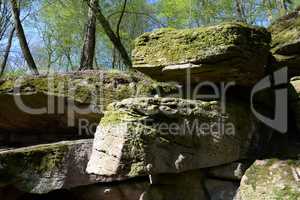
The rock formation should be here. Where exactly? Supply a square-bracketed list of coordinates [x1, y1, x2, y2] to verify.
[132, 22, 271, 86]
[0, 71, 177, 148]
[1, 11, 300, 200]
[87, 98, 258, 178]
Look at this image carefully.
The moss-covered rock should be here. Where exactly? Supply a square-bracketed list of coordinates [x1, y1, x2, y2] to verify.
[0, 139, 108, 194]
[87, 97, 260, 179]
[0, 70, 177, 106]
[133, 22, 271, 86]
[239, 159, 300, 200]
[0, 70, 178, 147]
[269, 10, 300, 76]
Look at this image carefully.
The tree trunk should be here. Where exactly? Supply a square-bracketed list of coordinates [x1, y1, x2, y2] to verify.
[112, 0, 127, 69]
[0, 27, 15, 77]
[79, 0, 97, 71]
[86, 0, 132, 68]
[10, 0, 39, 75]
[235, 0, 246, 22]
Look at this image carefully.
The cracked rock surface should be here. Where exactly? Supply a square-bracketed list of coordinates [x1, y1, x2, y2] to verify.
[87, 97, 259, 179]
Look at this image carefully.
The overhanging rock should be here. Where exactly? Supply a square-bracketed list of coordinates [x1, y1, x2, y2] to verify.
[132, 22, 271, 86]
[0, 71, 177, 148]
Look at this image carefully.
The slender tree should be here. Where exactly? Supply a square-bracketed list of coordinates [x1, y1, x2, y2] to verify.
[79, 0, 97, 70]
[235, 0, 246, 22]
[86, 0, 132, 68]
[0, 0, 11, 41]
[10, 0, 39, 75]
[112, 0, 127, 69]
[0, 27, 15, 77]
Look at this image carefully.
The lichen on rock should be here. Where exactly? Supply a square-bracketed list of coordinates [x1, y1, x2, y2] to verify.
[0, 70, 179, 146]
[239, 159, 300, 199]
[0, 139, 104, 194]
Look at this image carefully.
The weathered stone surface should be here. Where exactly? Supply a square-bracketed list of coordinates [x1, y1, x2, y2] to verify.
[205, 179, 239, 200]
[141, 170, 207, 200]
[207, 161, 251, 181]
[270, 9, 300, 76]
[0, 70, 177, 148]
[239, 159, 300, 199]
[87, 97, 258, 179]
[0, 139, 107, 194]
[133, 22, 271, 86]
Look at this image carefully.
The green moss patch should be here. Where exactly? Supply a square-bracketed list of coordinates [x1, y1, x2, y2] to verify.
[0, 142, 69, 182]
[133, 22, 270, 67]
[240, 159, 300, 199]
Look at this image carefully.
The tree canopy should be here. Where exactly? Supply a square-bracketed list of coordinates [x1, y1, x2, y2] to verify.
[0, 0, 300, 76]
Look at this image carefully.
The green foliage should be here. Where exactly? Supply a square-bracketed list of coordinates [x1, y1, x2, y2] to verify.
[154, 0, 299, 27]
[2, 68, 27, 78]
[39, 0, 88, 70]
[2, 0, 300, 75]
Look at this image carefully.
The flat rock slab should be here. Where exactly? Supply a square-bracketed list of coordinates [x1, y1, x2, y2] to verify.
[0, 139, 108, 194]
[239, 159, 300, 199]
[0, 71, 177, 147]
[270, 10, 300, 76]
[133, 22, 271, 86]
[87, 97, 259, 179]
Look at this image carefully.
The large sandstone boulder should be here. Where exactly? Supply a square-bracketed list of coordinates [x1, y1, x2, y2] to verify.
[239, 159, 300, 199]
[0, 71, 177, 148]
[132, 22, 271, 86]
[0, 139, 109, 194]
[270, 9, 300, 76]
[87, 97, 259, 179]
